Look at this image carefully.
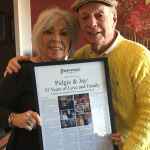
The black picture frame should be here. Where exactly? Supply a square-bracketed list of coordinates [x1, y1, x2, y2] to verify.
[0, 12, 7, 45]
[30, 58, 118, 150]
[9, 16, 15, 43]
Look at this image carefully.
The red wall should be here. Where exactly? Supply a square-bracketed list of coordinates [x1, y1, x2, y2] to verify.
[30, 0, 87, 50]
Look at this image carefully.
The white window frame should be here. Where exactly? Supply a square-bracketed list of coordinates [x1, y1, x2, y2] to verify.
[13, 0, 32, 57]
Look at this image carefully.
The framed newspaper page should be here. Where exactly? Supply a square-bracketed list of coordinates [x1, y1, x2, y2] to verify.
[30, 58, 118, 150]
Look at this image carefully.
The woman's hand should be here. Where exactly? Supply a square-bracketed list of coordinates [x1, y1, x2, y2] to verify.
[12, 110, 42, 131]
[4, 55, 29, 77]
[109, 131, 121, 146]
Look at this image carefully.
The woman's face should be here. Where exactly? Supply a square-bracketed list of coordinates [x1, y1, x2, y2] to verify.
[41, 19, 71, 62]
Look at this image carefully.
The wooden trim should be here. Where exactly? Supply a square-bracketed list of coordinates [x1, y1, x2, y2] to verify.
[0, 133, 10, 149]
[0, 144, 6, 150]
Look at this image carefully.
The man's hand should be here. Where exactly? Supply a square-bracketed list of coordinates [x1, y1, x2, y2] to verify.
[109, 131, 121, 146]
[4, 55, 29, 77]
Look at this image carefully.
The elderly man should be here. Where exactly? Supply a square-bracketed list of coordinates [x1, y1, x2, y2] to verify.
[71, 1, 150, 150]
[4, 0, 150, 150]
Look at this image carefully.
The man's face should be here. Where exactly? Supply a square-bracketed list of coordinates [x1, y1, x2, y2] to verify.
[78, 2, 117, 48]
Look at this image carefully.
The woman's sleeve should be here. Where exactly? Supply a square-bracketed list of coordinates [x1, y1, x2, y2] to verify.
[0, 67, 24, 132]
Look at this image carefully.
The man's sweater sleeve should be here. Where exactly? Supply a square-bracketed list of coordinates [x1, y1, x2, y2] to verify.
[123, 52, 150, 150]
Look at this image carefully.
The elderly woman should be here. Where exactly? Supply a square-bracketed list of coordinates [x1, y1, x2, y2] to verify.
[0, 7, 79, 150]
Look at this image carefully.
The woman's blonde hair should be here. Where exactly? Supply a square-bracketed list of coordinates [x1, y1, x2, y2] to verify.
[32, 7, 79, 59]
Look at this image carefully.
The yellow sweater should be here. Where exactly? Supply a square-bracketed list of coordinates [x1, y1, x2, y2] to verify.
[71, 36, 150, 150]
